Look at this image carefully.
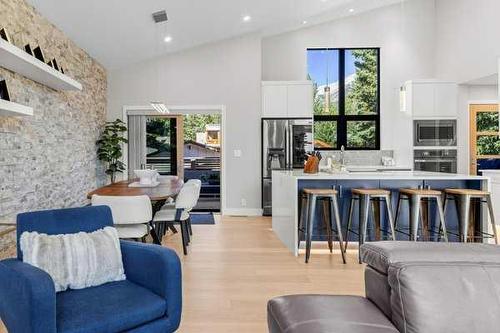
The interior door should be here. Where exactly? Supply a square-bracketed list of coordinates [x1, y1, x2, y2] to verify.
[470, 104, 500, 175]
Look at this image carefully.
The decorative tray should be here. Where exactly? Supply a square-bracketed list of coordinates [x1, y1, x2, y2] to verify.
[128, 181, 160, 188]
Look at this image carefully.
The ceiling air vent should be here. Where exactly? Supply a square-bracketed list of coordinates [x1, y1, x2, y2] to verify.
[152, 10, 168, 23]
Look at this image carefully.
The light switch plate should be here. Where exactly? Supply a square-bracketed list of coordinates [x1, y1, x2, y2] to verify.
[234, 149, 242, 157]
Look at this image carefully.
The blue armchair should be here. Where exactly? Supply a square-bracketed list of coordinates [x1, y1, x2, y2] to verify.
[0, 206, 182, 333]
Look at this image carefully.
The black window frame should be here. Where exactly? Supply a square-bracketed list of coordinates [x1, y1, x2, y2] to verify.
[309, 47, 381, 151]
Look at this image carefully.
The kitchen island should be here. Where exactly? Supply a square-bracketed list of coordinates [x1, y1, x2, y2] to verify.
[272, 170, 490, 256]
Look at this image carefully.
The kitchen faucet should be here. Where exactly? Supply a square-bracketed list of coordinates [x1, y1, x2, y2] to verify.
[339, 145, 346, 167]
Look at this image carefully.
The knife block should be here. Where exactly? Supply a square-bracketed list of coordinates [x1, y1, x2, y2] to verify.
[303, 156, 320, 174]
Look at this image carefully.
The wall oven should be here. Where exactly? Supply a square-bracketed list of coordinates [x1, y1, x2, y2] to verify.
[414, 120, 457, 146]
[414, 149, 457, 173]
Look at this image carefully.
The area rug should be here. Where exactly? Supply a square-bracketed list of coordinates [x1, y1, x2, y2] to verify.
[190, 213, 216, 225]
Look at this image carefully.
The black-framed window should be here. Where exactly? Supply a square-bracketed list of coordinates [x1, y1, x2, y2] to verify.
[307, 48, 380, 150]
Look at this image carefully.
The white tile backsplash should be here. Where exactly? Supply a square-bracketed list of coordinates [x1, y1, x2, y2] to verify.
[318, 150, 394, 166]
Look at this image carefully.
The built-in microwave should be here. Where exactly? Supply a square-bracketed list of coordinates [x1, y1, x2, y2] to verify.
[414, 119, 457, 147]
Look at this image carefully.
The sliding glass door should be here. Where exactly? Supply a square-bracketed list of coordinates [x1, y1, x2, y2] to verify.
[128, 116, 177, 176]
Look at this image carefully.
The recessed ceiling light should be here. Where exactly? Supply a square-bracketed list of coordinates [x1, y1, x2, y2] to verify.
[349, 8, 355, 13]
[302, 20, 308, 25]
[242, 15, 252, 22]
[164, 35, 172, 43]
[320, 0, 328, 3]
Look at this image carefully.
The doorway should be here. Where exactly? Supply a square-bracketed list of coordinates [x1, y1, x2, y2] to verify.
[469, 103, 500, 175]
[183, 113, 222, 212]
[122, 105, 227, 214]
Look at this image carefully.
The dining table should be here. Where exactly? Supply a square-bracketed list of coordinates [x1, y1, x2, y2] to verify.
[87, 177, 184, 244]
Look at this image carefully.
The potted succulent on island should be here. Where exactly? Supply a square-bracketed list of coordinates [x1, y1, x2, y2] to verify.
[96, 119, 128, 183]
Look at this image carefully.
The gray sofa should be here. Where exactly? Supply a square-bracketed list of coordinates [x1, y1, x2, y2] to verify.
[268, 242, 500, 333]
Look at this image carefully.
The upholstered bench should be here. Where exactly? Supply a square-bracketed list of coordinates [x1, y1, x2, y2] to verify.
[268, 242, 500, 333]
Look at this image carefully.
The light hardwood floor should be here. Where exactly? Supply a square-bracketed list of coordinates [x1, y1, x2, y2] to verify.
[0, 216, 365, 333]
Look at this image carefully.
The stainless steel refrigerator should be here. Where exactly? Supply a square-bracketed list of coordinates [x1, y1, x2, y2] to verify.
[261, 118, 313, 216]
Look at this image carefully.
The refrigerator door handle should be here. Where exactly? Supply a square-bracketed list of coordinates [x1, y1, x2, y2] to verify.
[288, 122, 295, 169]
[285, 123, 290, 169]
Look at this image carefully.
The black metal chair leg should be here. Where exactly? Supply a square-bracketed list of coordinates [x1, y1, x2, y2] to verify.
[187, 217, 193, 236]
[179, 221, 188, 255]
[149, 221, 162, 245]
[169, 225, 178, 234]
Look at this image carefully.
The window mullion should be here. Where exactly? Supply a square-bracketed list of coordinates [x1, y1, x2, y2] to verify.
[338, 49, 346, 148]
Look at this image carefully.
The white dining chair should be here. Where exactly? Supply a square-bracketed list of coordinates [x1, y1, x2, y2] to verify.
[153, 182, 201, 255]
[91, 195, 152, 241]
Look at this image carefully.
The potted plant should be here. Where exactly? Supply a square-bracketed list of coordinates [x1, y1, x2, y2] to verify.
[96, 119, 128, 183]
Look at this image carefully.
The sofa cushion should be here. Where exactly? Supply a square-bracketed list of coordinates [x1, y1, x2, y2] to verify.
[360, 241, 500, 274]
[56, 280, 166, 333]
[267, 295, 398, 333]
[365, 266, 392, 318]
[388, 262, 500, 333]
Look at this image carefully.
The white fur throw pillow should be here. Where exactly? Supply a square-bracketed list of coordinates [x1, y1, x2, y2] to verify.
[20, 227, 126, 292]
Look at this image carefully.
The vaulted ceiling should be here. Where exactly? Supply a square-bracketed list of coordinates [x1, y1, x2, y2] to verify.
[27, 0, 403, 69]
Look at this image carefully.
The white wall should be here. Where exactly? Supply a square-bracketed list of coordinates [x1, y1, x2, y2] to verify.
[435, 0, 500, 84]
[433, 0, 500, 173]
[108, 34, 262, 214]
[262, 0, 437, 166]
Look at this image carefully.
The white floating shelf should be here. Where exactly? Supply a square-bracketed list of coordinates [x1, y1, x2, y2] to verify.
[0, 99, 33, 117]
[0, 39, 82, 91]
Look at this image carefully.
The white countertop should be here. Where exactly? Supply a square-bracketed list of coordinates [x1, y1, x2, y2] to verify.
[273, 170, 488, 181]
[481, 170, 500, 174]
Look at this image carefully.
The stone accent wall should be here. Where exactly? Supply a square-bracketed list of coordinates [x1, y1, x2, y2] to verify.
[0, 0, 107, 258]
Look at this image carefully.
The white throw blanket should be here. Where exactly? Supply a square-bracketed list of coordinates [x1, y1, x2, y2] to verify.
[20, 227, 126, 292]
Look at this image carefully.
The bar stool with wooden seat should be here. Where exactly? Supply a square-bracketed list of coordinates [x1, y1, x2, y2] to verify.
[297, 188, 346, 264]
[443, 189, 498, 244]
[344, 189, 396, 263]
[394, 188, 448, 242]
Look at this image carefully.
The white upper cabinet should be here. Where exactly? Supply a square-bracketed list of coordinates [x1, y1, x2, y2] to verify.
[262, 81, 313, 118]
[262, 84, 288, 117]
[402, 80, 457, 118]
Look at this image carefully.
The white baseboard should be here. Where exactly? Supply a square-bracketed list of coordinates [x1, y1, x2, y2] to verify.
[223, 208, 263, 216]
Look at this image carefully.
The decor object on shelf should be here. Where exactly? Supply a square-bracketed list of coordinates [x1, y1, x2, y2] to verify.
[0, 79, 10, 101]
[24, 44, 33, 56]
[51, 58, 59, 71]
[32, 45, 45, 62]
[0, 27, 11, 43]
[0, 206, 182, 333]
[97, 119, 128, 183]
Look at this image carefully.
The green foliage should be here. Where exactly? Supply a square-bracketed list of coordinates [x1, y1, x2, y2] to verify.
[314, 121, 336, 148]
[477, 112, 499, 132]
[347, 121, 376, 148]
[477, 136, 500, 155]
[346, 50, 378, 116]
[96, 119, 127, 182]
[183, 114, 221, 141]
[146, 118, 172, 154]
